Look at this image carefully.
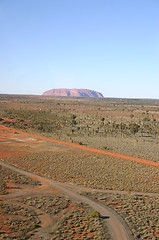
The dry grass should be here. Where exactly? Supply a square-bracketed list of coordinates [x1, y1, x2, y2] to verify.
[0, 95, 159, 163]
[3, 150, 159, 193]
[0, 95, 159, 239]
[85, 192, 159, 240]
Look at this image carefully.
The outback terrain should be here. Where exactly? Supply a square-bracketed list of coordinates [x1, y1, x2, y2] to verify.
[0, 94, 159, 240]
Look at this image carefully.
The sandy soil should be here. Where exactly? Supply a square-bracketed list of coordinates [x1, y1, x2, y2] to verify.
[1, 124, 159, 239]
[1, 124, 159, 168]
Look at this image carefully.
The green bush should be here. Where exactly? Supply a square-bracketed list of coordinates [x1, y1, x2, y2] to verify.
[90, 210, 100, 218]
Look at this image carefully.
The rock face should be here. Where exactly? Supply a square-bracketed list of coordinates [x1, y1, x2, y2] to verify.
[43, 89, 104, 98]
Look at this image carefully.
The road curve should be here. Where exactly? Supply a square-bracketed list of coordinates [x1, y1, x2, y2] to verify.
[0, 160, 133, 240]
[1, 124, 159, 168]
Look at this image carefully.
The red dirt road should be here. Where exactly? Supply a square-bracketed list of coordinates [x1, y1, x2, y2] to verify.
[1, 124, 159, 168]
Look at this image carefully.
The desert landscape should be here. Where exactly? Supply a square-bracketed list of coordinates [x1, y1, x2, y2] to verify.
[0, 94, 159, 240]
[1, 0, 158, 239]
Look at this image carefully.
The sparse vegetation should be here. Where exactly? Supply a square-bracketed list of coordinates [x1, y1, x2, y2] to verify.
[0, 202, 40, 239]
[0, 95, 159, 162]
[20, 196, 69, 216]
[0, 95, 159, 239]
[53, 208, 110, 240]
[0, 165, 40, 194]
[3, 151, 159, 193]
[85, 192, 159, 240]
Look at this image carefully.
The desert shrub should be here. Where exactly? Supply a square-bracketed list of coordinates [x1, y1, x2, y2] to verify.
[72, 119, 77, 125]
[90, 210, 100, 218]
[129, 123, 140, 134]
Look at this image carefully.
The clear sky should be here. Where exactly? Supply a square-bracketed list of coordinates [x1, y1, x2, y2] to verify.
[0, 0, 159, 98]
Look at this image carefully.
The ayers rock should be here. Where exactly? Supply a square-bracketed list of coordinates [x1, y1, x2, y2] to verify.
[43, 88, 104, 98]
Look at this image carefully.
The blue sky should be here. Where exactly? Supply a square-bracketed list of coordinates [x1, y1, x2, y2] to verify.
[0, 0, 159, 98]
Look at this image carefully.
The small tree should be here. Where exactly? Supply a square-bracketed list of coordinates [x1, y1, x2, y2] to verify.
[90, 210, 101, 218]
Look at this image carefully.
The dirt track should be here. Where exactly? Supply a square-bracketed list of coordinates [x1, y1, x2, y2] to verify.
[0, 160, 133, 240]
[1, 124, 159, 168]
[1, 124, 158, 239]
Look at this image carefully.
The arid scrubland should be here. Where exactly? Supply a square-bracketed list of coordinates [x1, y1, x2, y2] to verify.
[3, 151, 159, 193]
[84, 192, 159, 240]
[0, 165, 39, 194]
[0, 95, 159, 239]
[0, 165, 110, 240]
[0, 95, 159, 161]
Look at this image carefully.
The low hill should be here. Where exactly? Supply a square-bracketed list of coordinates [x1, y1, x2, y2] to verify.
[43, 88, 104, 98]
